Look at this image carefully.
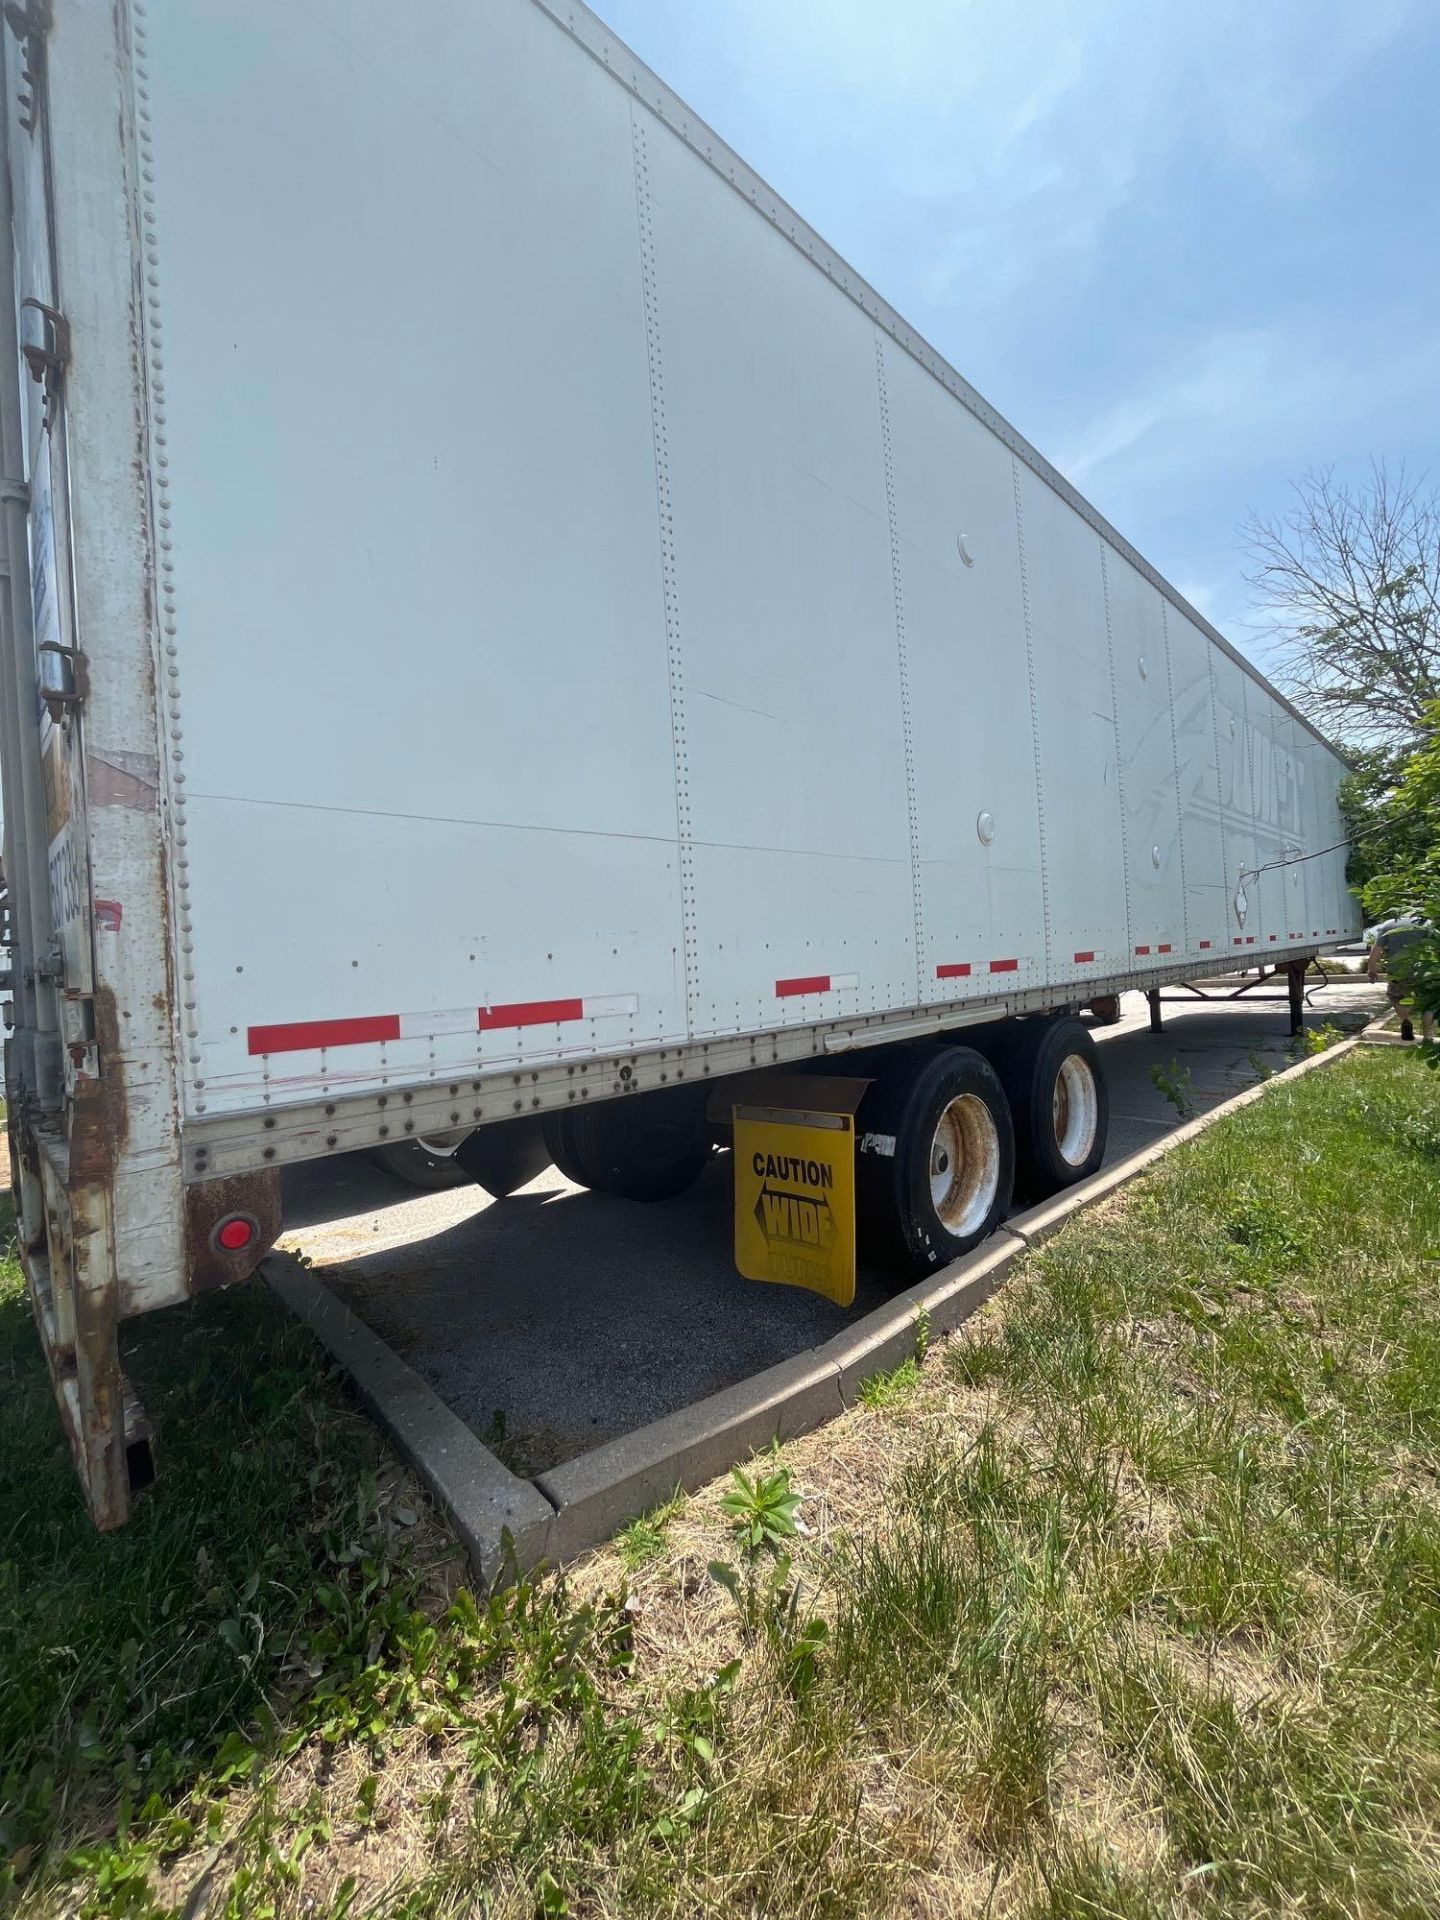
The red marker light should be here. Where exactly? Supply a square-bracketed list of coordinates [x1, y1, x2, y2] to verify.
[214, 1215, 257, 1254]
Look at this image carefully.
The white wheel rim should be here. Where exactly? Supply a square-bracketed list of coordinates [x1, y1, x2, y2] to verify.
[414, 1129, 469, 1159]
[1052, 1055, 1099, 1167]
[929, 1094, 1002, 1237]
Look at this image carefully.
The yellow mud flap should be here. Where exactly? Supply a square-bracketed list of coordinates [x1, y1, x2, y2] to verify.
[732, 1077, 867, 1308]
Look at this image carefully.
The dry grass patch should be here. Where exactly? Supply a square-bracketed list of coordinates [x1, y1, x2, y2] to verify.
[5, 1050, 1440, 1917]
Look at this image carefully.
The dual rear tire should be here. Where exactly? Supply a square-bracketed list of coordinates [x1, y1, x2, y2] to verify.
[856, 1017, 1108, 1276]
[988, 1016, 1108, 1203]
[543, 1101, 713, 1201]
[857, 1046, 1015, 1275]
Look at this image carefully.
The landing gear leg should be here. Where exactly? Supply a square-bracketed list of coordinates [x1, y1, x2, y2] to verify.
[1148, 989, 1163, 1035]
[1287, 960, 1305, 1039]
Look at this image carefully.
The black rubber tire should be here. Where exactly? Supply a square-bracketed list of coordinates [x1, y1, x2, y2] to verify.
[542, 1101, 712, 1201]
[856, 1045, 1015, 1277]
[989, 1015, 1108, 1202]
[370, 1136, 474, 1191]
[541, 1110, 594, 1188]
[452, 1116, 553, 1198]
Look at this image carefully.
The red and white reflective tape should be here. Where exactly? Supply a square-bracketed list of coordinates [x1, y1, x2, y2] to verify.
[775, 972, 859, 998]
[1199, 940, 1213, 950]
[936, 957, 1027, 979]
[249, 992, 639, 1057]
[1072, 950, 1104, 965]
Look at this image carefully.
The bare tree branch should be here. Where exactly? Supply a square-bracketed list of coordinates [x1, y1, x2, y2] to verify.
[1244, 461, 1440, 751]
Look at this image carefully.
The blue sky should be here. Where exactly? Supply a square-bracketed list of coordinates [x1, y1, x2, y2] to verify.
[592, 0, 1440, 677]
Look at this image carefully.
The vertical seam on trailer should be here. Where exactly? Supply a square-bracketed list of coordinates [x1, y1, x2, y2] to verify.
[1099, 546, 1133, 960]
[127, 5, 206, 1106]
[873, 339, 925, 1000]
[1205, 642, 1229, 946]
[521, 1, 1338, 767]
[1010, 461, 1052, 974]
[1160, 602, 1190, 953]
[630, 112, 698, 1034]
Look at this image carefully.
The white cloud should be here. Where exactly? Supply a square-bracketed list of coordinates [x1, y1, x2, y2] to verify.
[1055, 327, 1438, 499]
[718, 0, 1420, 306]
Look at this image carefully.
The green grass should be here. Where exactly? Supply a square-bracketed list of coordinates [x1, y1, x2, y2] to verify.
[613, 1492, 686, 1572]
[3, 1050, 1440, 1915]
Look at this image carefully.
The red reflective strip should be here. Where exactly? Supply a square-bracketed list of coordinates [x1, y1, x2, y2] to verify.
[936, 963, 972, 979]
[479, 998, 585, 1030]
[1269, 934, 1278, 942]
[776, 975, 830, 998]
[1073, 951, 1095, 964]
[989, 958, 1019, 974]
[1134, 946, 1151, 956]
[1199, 940, 1213, 950]
[1234, 938, 1244, 947]
[1246, 937, 1256, 945]
[248, 1014, 401, 1056]
[1158, 944, 1173, 954]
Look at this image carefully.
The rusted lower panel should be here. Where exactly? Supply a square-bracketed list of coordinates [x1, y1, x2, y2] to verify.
[185, 1166, 283, 1292]
[26, 1141, 135, 1528]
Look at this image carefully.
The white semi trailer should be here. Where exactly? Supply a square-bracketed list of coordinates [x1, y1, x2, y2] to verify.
[0, 0, 1358, 1527]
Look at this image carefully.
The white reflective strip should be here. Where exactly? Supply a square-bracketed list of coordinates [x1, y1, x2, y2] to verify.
[582, 993, 640, 1020]
[399, 1008, 477, 1040]
[830, 973, 860, 991]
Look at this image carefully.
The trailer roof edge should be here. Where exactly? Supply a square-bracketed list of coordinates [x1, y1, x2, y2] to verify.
[533, 0, 1345, 765]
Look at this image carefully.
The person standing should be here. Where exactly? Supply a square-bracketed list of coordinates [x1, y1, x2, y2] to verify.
[1367, 914, 1437, 1043]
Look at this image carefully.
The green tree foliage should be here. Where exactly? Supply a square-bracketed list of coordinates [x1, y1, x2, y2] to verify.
[1350, 702, 1440, 1054]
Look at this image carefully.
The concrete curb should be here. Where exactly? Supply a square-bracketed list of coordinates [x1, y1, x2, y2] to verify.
[1358, 1009, 1411, 1048]
[263, 1253, 557, 1582]
[268, 1034, 1365, 1584]
[1007, 1033, 1364, 1249]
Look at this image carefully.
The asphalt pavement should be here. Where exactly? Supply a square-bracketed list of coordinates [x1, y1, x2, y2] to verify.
[279, 978, 1383, 1478]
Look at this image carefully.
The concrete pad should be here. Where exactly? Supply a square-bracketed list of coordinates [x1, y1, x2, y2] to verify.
[264, 1253, 556, 1583]
[269, 992, 1382, 1576]
[535, 1349, 845, 1561]
[280, 990, 1383, 1478]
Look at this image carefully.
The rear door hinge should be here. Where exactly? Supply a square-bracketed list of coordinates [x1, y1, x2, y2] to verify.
[38, 640, 86, 720]
[20, 299, 68, 391]
[4, 4, 51, 133]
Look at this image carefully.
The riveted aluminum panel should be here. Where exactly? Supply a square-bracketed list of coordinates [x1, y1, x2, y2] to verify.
[877, 341, 1046, 1004]
[1210, 650, 1262, 949]
[1011, 464, 1129, 979]
[26, 0, 1360, 1200]
[1105, 552, 1187, 959]
[137, 0, 685, 1112]
[633, 109, 916, 1035]
[1167, 612, 1229, 953]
